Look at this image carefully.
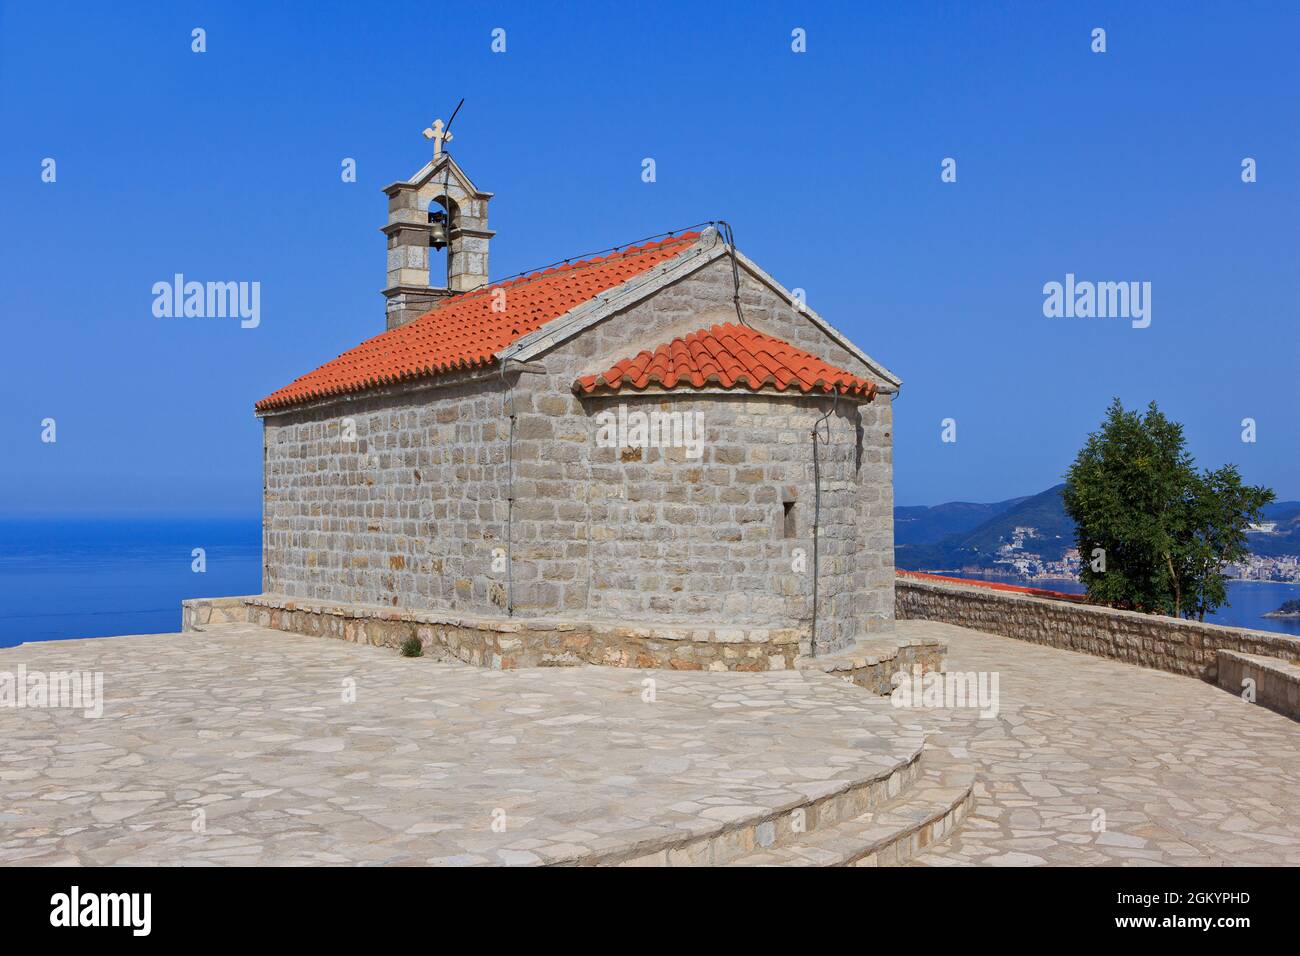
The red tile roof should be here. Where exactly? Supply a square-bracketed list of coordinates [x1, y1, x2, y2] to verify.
[896, 570, 1087, 602]
[574, 323, 877, 399]
[256, 232, 700, 411]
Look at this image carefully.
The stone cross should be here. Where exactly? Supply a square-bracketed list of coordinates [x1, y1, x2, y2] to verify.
[422, 118, 454, 159]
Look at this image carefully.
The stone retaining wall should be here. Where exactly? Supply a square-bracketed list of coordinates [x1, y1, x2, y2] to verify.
[1216, 650, 1300, 721]
[895, 575, 1300, 680]
[183, 594, 802, 671]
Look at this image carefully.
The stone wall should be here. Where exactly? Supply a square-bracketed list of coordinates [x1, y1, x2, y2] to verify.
[571, 392, 866, 651]
[896, 575, 1300, 680]
[260, 251, 895, 648]
[262, 370, 513, 611]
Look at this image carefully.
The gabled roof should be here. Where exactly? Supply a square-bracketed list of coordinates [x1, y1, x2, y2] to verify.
[500, 230, 902, 392]
[383, 153, 492, 200]
[255, 233, 699, 412]
[574, 323, 877, 400]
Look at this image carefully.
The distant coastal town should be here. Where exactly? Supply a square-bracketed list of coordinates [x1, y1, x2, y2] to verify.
[978, 525, 1300, 586]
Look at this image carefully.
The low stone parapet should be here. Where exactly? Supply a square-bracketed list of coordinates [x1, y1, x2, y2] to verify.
[183, 593, 804, 671]
[1216, 650, 1300, 721]
[801, 636, 947, 695]
[181, 596, 250, 630]
[896, 572, 1300, 681]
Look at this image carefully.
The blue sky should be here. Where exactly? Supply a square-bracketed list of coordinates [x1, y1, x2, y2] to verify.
[1, 0, 1296, 515]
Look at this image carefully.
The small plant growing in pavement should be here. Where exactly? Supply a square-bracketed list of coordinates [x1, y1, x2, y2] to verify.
[1063, 398, 1274, 619]
[400, 636, 423, 657]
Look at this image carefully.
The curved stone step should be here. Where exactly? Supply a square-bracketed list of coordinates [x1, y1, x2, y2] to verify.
[582, 742, 926, 866]
[723, 761, 976, 866]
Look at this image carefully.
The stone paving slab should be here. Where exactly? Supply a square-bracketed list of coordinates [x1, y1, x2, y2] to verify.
[0, 624, 922, 866]
[897, 620, 1300, 866]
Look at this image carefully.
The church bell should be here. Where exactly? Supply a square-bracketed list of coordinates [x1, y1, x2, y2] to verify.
[428, 210, 449, 250]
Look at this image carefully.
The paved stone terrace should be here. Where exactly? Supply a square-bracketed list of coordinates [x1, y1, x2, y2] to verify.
[3, 620, 1298, 866]
[0, 624, 922, 865]
[900, 620, 1300, 866]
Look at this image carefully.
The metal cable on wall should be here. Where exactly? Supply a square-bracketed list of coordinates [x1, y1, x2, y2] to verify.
[809, 392, 841, 658]
[504, 375, 516, 617]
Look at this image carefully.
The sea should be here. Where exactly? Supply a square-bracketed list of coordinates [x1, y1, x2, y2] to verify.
[1, 517, 1298, 648]
[0, 518, 262, 649]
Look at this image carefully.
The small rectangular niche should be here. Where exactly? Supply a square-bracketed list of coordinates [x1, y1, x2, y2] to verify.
[782, 500, 797, 539]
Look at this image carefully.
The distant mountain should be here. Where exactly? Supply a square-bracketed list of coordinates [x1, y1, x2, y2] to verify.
[1262, 502, 1300, 521]
[1247, 501, 1300, 557]
[894, 494, 1030, 546]
[895, 487, 1300, 572]
[896, 485, 1073, 572]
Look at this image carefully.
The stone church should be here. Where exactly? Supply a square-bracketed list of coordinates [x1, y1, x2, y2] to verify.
[248, 137, 901, 670]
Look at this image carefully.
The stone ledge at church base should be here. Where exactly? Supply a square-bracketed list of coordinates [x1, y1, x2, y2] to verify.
[181, 594, 810, 672]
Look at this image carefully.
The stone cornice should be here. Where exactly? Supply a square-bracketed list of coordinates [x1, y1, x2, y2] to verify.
[254, 361, 507, 419]
[572, 383, 881, 404]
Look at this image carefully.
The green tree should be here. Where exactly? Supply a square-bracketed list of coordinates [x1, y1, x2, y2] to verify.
[1062, 399, 1273, 619]
[1174, 466, 1274, 620]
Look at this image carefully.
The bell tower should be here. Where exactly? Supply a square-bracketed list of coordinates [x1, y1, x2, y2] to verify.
[380, 121, 494, 330]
